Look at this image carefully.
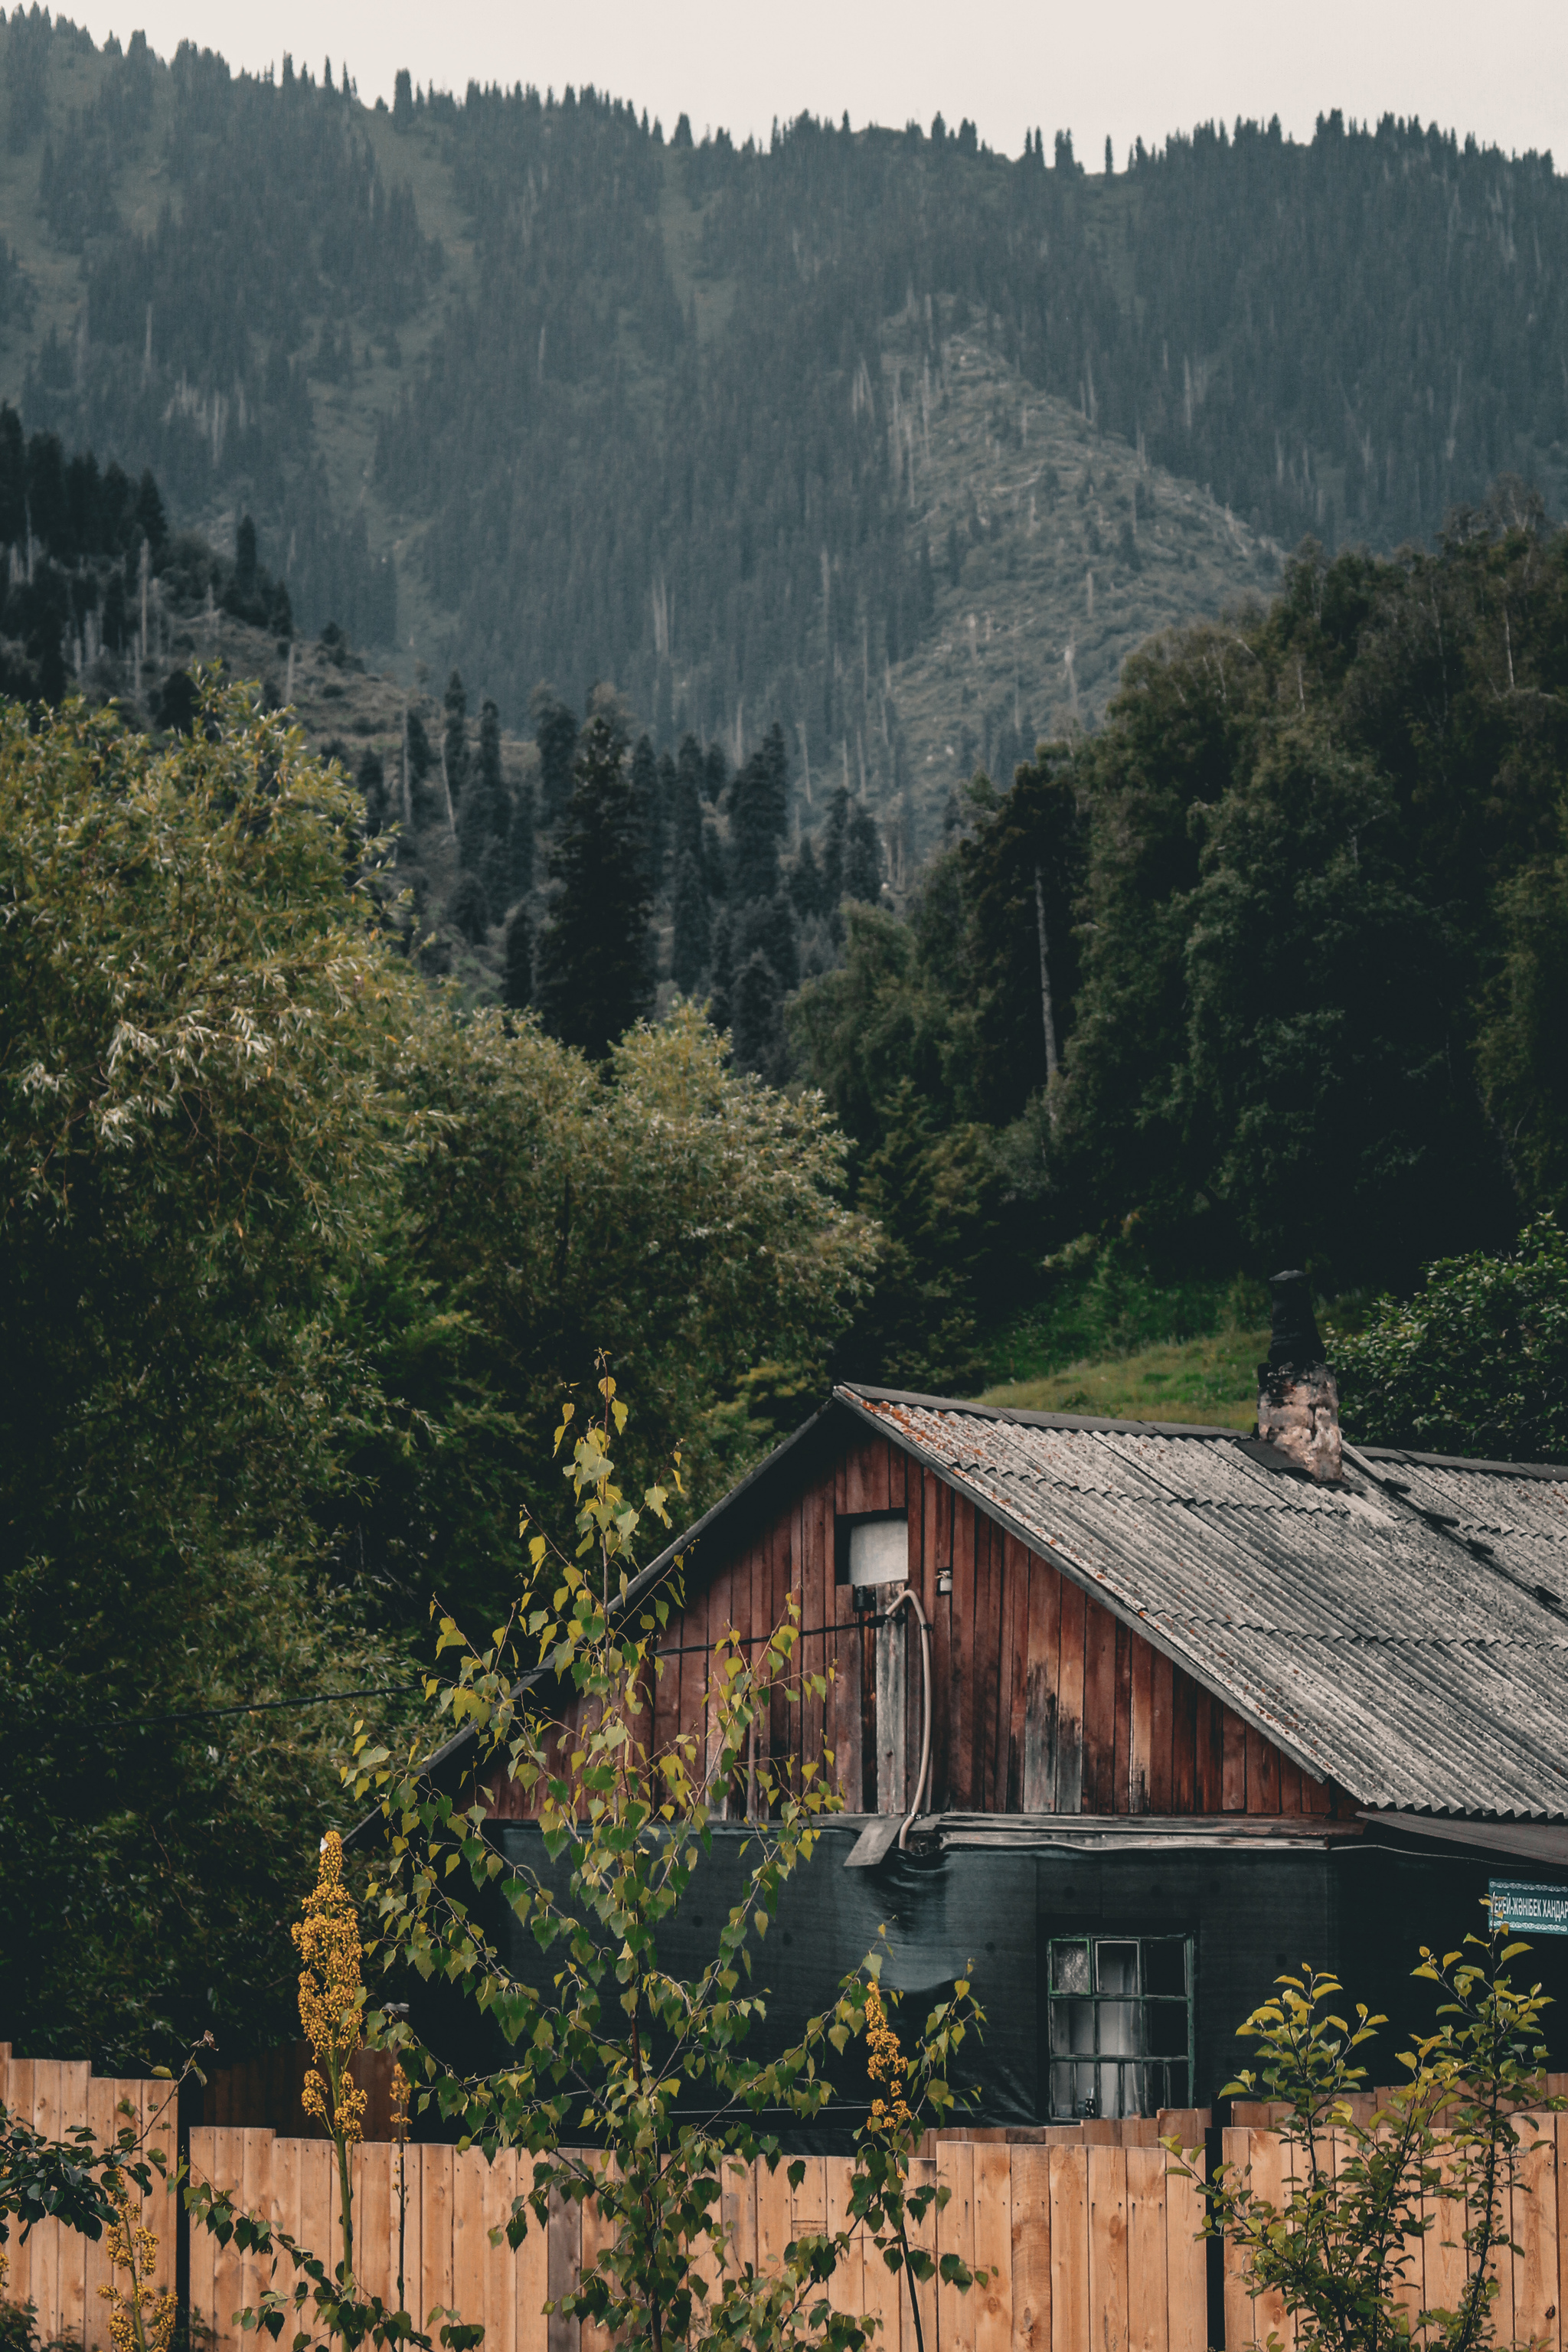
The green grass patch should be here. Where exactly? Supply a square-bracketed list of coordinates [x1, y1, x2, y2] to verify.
[979, 1326, 1266, 1429]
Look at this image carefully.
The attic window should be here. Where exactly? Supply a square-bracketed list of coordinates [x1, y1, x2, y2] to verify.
[835, 1511, 908, 1589]
[1046, 1935, 1194, 2121]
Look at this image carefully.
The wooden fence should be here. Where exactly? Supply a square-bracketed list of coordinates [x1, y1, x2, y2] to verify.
[180, 2127, 1210, 2352]
[12, 2040, 1568, 2352]
[0, 2053, 178, 2347]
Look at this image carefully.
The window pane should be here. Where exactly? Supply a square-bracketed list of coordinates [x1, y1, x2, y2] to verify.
[1053, 1940, 1091, 1994]
[1143, 1939, 1187, 2000]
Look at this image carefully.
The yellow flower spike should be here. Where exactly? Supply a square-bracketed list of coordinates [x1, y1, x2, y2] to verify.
[98, 2189, 176, 2352]
[865, 1981, 912, 2136]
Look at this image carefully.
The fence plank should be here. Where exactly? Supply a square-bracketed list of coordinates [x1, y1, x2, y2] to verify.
[1221, 2128, 1254, 2352]
[1164, 2135, 1206, 2352]
[975, 2143, 1013, 2352]
[479, 2148, 519, 2352]
[1245, 2118, 1292, 2352]
[1125, 2147, 1168, 2352]
[720, 2155, 756, 2281]
[1047, 2146, 1089, 2352]
[907, 2153, 939, 2352]
[578, 2157, 619, 2352]
[1008, 2145, 1050, 2352]
[82, 2076, 121, 2352]
[756, 2158, 792, 2277]
[1424, 2144, 1468, 2326]
[452, 2148, 488, 2350]
[30, 2059, 64, 2340]
[793, 2154, 829, 2243]
[827, 2156, 864, 2325]
[188, 2126, 219, 2352]
[514, 2157, 549, 2352]
[1511, 2112, 1558, 2352]
[544, 2177, 580, 2352]
[1087, 2145, 1129, 2352]
[939, 2141, 978, 2352]
[423, 2145, 456, 2332]
[211, 2127, 248, 2352]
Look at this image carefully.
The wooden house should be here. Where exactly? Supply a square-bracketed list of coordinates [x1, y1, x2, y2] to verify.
[464, 1374, 1568, 2134]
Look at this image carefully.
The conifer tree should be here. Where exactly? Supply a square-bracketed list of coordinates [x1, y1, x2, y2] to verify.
[629, 731, 661, 885]
[443, 670, 469, 813]
[729, 722, 789, 906]
[532, 686, 579, 824]
[707, 906, 735, 1037]
[844, 803, 883, 903]
[671, 850, 710, 995]
[535, 716, 654, 1059]
[733, 949, 786, 1082]
[447, 869, 489, 944]
[790, 835, 825, 922]
[511, 779, 536, 900]
[502, 903, 533, 1009]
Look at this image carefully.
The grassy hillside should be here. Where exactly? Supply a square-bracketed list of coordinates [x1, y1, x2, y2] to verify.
[980, 1329, 1266, 1429]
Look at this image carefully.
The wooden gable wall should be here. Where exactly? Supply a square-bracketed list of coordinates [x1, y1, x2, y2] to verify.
[485, 1427, 1346, 1823]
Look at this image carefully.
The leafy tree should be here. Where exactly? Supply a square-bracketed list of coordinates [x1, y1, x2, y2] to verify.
[1179, 1930, 1561, 2352]
[1331, 1217, 1568, 1462]
[536, 716, 655, 1059]
[0, 681, 419, 2069]
[346, 1380, 983, 2352]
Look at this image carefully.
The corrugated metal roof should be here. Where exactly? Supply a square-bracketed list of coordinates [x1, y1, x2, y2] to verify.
[841, 1386, 1568, 1821]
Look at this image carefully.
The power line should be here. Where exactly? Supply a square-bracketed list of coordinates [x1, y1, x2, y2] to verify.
[109, 1683, 426, 1730]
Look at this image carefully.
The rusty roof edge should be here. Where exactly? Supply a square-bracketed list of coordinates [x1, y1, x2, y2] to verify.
[835, 1384, 1361, 1802]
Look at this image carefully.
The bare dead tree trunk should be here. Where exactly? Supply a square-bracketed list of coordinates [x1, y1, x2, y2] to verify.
[401, 705, 413, 829]
[1034, 865, 1060, 1121]
[439, 736, 456, 838]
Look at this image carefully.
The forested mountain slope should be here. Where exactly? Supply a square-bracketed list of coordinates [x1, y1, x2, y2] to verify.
[3, 8, 1563, 838]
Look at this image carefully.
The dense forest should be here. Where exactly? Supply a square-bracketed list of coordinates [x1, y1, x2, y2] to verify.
[2, 8, 1566, 822]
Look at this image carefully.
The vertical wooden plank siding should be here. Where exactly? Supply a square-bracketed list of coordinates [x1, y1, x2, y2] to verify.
[1021, 1552, 1060, 1812]
[1082, 1604, 1118, 1815]
[1054, 1578, 1086, 1815]
[481, 1429, 1344, 1824]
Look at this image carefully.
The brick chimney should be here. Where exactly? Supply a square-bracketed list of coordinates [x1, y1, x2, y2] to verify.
[1256, 1269, 1341, 1482]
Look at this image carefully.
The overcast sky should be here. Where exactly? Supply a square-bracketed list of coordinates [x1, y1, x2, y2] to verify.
[57, 0, 1568, 165]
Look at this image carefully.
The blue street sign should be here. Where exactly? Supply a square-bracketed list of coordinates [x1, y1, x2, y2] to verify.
[1488, 1880, 1568, 1936]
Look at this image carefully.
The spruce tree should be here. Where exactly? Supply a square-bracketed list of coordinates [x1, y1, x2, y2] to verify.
[443, 670, 469, 811]
[707, 907, 735, 1037]
[822, 787, 849, 908]
[671, 851, 710, 995]
[357, 747, 387, 832]
[532, 686, 579, 824]
[844, 803, 883, 902]
[629, 732, 661, 887]
[729, 722, 789, 906]
[502, 903, 533, 1009]
[790, 835, 825, 922]
[733, 949, 786, 1082]
[447, 869, 489, 944]
[511, 779, 536, 900]
[535, 716, 655, 1059]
